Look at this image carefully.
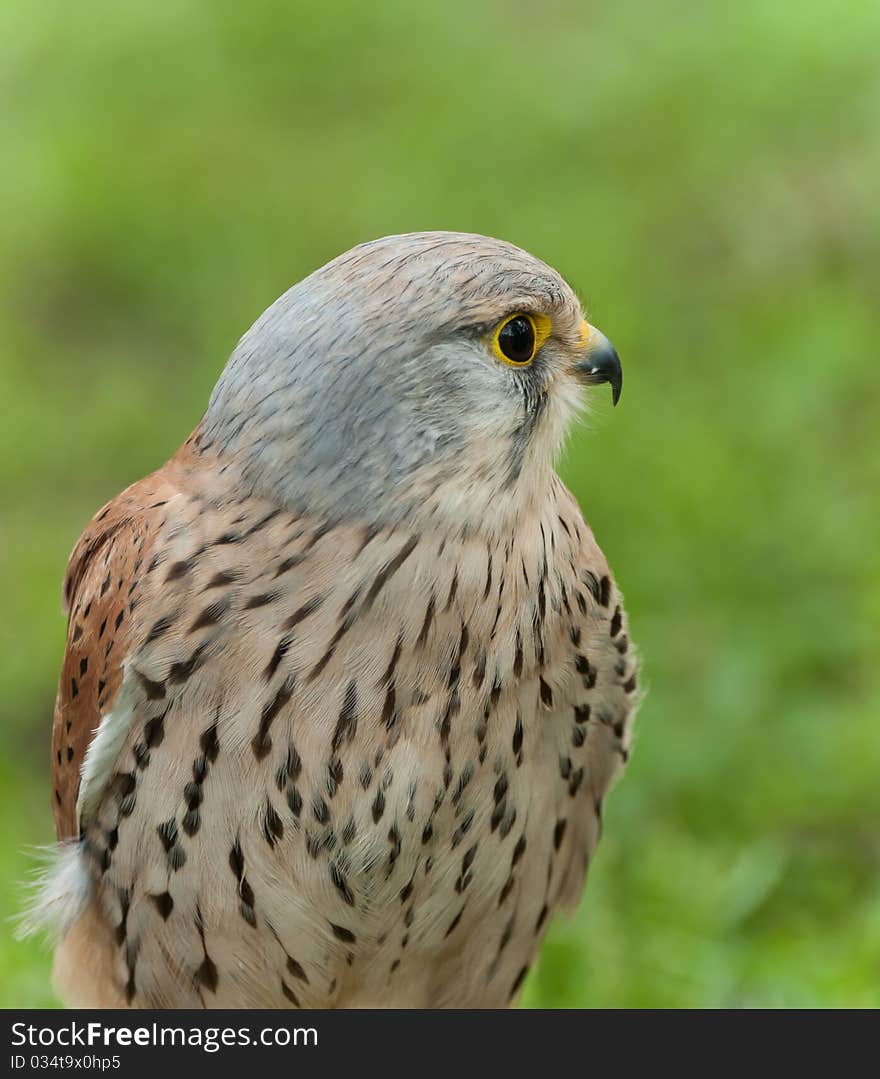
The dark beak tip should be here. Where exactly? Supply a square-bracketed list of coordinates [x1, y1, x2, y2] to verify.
[610, 362, 623, 406]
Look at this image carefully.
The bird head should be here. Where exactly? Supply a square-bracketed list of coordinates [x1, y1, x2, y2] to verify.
[203, 232, 622, 535]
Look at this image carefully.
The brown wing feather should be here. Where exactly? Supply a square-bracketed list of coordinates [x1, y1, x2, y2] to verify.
[51, 472, 178, 839]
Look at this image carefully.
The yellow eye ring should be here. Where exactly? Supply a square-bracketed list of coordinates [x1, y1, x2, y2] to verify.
[490, 312, 552, 367]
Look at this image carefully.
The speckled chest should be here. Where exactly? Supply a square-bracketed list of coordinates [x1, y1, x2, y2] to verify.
[84, 495, 635, 1006]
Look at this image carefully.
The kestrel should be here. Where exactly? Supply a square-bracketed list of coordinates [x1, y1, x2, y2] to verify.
[34, 232, 638, 1008]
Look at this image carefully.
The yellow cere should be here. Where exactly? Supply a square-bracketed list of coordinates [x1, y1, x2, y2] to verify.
[490, 312, 553, 367]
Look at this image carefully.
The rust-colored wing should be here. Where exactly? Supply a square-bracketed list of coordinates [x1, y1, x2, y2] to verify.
[51, 473, 177, 840]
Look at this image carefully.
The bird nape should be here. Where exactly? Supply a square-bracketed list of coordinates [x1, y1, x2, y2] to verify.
[30, 232, 638, 1008]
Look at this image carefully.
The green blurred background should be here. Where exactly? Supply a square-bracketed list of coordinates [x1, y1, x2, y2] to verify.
[1, 0, 878, 1008]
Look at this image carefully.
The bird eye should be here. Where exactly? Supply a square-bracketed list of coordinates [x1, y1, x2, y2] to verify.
[493, 313, 537, 366]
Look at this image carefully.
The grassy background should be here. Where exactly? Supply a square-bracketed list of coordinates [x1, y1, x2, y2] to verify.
[1, 0, 878, 1008]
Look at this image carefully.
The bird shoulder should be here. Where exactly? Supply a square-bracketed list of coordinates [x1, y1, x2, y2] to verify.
[51, 469, 180, 840]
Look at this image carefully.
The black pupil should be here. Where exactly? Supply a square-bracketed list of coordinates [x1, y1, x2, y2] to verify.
[498, 316, 535, 363]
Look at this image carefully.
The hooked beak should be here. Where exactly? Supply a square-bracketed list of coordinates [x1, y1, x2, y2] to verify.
[573, 323, 623, 406]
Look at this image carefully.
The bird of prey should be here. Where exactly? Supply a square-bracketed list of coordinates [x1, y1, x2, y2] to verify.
[34, 232, 638, 1008]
